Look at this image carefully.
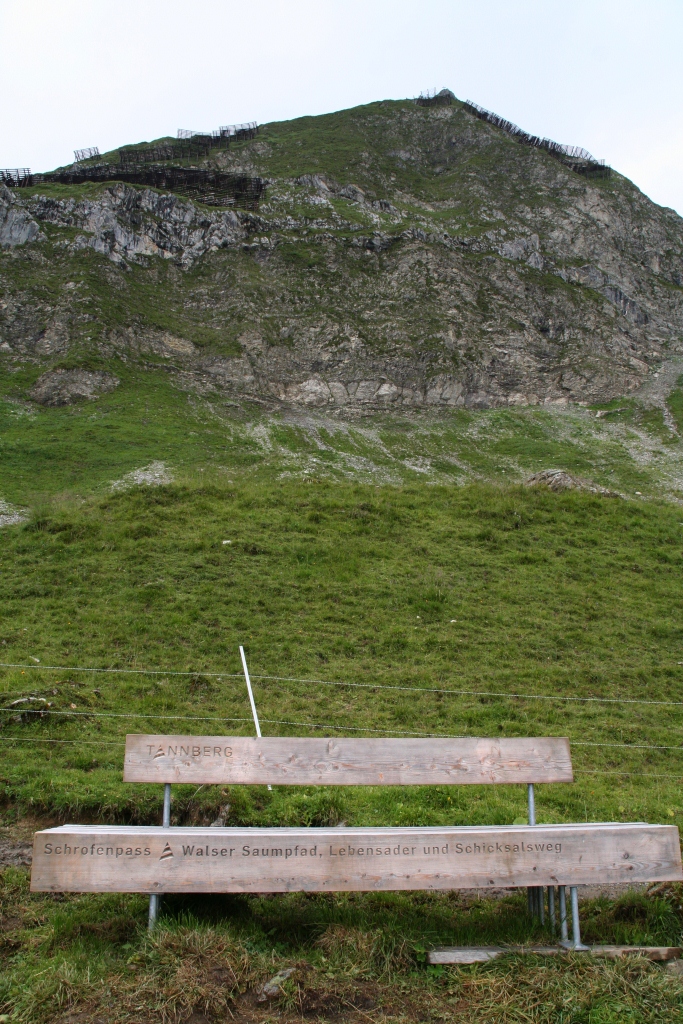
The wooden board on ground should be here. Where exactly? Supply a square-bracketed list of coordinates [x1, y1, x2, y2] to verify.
[123, 735, 573, 786]
[427, 945, 682, 963]
[31, 823, 682, 893]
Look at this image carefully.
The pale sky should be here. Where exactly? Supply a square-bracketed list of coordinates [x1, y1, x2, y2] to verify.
[1, 0, 682, 216]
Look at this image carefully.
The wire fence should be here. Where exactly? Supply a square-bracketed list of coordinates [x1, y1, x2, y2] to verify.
[2, 662, 682, 708]
[1, 705, 682, 754]
[2, 661, 682, 779]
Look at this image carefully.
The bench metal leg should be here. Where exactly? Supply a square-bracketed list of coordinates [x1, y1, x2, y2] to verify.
[163, 783, 171, 828]
[559, 885, 589, 950]
[149, 783, 172, 931]
[548, 885, 556, 932]
[148, 893, 159, 930]
[528, 890, 538, 916]
[527, 784, 537, 917]
[559, 885, 568, 942]
[569, 885, 589, 950]
[529, 886, 543, 920]
[525, 787, 546, 925]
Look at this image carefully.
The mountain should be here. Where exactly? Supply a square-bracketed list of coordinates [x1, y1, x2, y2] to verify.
[1, 94, 682, 416]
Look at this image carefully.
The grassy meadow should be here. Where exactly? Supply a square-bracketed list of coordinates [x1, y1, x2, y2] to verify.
[2, 476, 683, 825]
[2, 366, 683, 1021]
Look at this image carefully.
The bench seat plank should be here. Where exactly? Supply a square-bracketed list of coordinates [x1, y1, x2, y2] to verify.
[31, 823, 681, 893]
[427, 945, 683, 963]
[123, 736, 573, 785]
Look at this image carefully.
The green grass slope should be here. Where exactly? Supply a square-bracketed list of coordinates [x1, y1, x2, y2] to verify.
[2, 479, 683, 824]
[2, 355, 683, 509]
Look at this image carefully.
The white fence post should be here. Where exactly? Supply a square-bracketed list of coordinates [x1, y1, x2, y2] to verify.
[239, 646, 271, 790]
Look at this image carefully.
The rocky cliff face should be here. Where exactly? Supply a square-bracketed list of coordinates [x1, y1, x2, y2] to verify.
[1, 98, 682, 411]
[21, 184, 254, 263]
[0, 185, 44, 248]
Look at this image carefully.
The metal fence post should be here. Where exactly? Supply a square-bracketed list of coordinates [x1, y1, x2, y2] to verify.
[149, 783, 172, 931]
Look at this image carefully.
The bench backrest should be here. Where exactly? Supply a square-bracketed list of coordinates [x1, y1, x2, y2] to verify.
[123, 735, 573, 786]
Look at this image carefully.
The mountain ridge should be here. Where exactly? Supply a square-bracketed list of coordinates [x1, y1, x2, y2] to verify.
[1, 94, 682, 412]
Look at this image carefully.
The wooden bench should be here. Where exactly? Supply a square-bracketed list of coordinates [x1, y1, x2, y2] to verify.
[30, 735, 683, 951]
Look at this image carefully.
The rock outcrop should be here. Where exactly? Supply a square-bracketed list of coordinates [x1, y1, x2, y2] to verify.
[525, 469, 614, 494]
[29, 368, 119, 406]
[0, 186, 42, 248]
[0, 498, 28, 528]
[26, 183, 255, 264]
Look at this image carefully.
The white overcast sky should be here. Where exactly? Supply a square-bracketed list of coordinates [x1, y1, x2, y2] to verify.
[1, 0, 682, 216]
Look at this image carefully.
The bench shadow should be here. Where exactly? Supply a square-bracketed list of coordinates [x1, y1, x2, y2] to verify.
[154, 887, 683, 950]
[157, 889, 550, 948]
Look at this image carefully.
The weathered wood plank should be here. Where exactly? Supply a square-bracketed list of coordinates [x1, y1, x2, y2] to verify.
[429, 946, 506, 963]
[428, 945, 682, 963]
[123, 735, 573, 785]
[590, 945, 682, 961]
[30, 823, 681, 893]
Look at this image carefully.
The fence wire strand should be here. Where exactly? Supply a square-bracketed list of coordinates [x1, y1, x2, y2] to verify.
[2, 662, 683, 708]
[0, 707, 682, 752]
